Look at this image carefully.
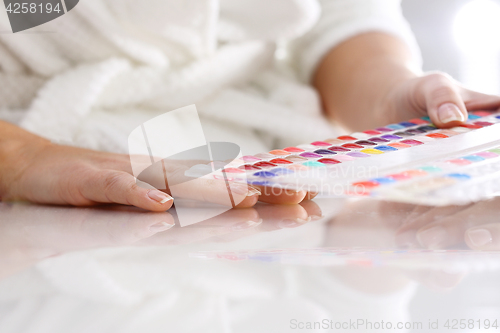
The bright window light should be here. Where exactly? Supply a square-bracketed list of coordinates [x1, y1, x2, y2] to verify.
[453, 0, 500, 94]
[453, 0, 500, 52]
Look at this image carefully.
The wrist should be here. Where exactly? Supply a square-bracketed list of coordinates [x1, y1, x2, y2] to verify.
[373, 69, 419, 126]
[314, 32, 421, 131]
[0, 123, 53, 198]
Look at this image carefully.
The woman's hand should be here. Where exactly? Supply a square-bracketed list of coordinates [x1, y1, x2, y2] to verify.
[0, 125, 176, 211]
[314, 33, 500, 131]
[381, 72, 500, 128]
[0, 121, 314, 211]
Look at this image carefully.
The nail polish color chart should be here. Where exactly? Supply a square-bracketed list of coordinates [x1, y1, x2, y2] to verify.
[186, 112, 500, 205]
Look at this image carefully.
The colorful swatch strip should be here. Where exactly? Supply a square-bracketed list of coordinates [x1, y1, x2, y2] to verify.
[185, 111, 500, 205]
[218, 111, 500, 186]
[355, 144, 500, 205]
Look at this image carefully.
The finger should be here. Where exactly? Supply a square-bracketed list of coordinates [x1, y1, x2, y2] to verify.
[82, 170, 174, 212]
[235, 193, 260, 208]
[419, 73, 468, 128]
[399, 205, 435, 226]
[84, 208, 175, 245]
[255, 185, 307, 205]
[138, 208, 261, 246]
[299, 200, 323, 220]
[172, 180, 260, 207]
[395, 205, 471, 248]
[254, 202, 310, 230]
[405, 269, 466, 292]
[463, 89, 500, 111]
[196, 206, 319, 243]
[415, 202, 498, 249]
[303, 192, 319, 201]
[409, 205, 472, 229]
[376, 201, 423, 228]
[465, 223, 500, 250]
[2, 205, 175, 253]
[181, 207, 261, 228]
[136, 160, 260, 207]
[200, 203, 314, 243]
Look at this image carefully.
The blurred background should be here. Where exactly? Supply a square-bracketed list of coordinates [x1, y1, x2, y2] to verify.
[402, 0, 500, 95]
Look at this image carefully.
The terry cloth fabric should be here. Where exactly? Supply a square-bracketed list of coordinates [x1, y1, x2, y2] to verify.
[0, 0, 420, 155]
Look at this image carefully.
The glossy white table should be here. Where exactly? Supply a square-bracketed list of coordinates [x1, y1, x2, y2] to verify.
[1, 198, 499, 333]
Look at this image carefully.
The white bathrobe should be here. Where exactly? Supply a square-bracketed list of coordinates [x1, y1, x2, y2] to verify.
[0, 0, 420, 155]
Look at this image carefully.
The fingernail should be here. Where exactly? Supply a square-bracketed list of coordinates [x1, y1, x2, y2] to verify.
[148, 190, 173, 204]
[229, 184, 261, 197]
[247, 185, 261, 197]
[229, 183, 250, 195]
[149, 221, 174, 233]
[438, 103, 465, 124]
[466, 229, 492, 247]
[417, 226, 448, 249]
[310, 215, 324, 221]
[278, 217, 310, 228]
[231, 219, 262, 231]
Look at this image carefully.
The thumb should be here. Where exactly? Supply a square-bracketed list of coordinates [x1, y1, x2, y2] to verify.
[465, 224, 498, 250]
[420, 73, 468, 128]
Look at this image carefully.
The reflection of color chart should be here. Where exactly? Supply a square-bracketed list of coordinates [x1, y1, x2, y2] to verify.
[191, 248, 500, 272]
[186, 111, 500, 206]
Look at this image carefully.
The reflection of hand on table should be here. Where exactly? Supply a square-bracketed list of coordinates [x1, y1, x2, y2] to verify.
[0, 200, 323, 279]
[137, 201, 322, 245]
[395, 197, 500, 250]
[326, 199, 468, 292]
[0, 203, 175, 279]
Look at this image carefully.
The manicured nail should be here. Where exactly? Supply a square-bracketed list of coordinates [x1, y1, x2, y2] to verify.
[231, 219, 262, 231]
[247, 185, 262, 197]
[148, 190, 173, 204]
[438, 103, 465, 124]
[149, 221, 174, 233]
[229, 184, 261, 196]
[466, 229, 492, 247]
[278, 217, 310, 228]
[229, 183, 249, 195]
[417, 226, 448, 249]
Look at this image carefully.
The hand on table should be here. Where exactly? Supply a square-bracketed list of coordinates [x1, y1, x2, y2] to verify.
[0, 121, 315, 211]
[395, 197, 500, 250]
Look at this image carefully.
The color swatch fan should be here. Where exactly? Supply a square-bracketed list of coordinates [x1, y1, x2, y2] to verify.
[185, 111, 500, 206]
